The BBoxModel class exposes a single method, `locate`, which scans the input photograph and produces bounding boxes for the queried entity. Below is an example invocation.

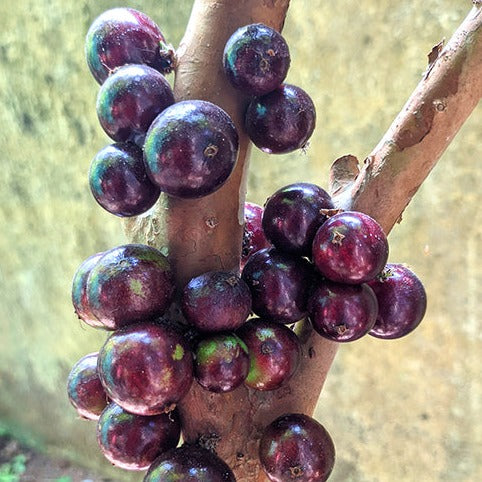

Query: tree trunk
[125,2,482,480]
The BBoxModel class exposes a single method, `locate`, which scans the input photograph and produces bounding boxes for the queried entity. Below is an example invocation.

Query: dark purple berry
[241,202,271,269]
[237,318,301,391]
[97,403,180,471]
[194,333,250,393]
[96,64,174,144]
[245,83,316,154]
[71,252,105,328]
[312,211,389,284]
[242,248,314,324]
[263,183,334,256]
[67,352,108,420]
[308,280,378,342]
[85,8,174,84]
[144,444,235,481]
[86,244,174,330]
[144,100,239,198]
[89,142,160,217]
[181,271,251,332]
[367,263,427,339]
[223,23,290,96]
[259,413,335,482]
[97,321,193,416]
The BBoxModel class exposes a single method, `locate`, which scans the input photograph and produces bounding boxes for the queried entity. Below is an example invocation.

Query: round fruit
[97,321,193,416]
[223,23,290,96]
[71,252,105,328]
[237,318,301,391]
[89,142,160,217]
[144,100,239,198]
[144,444,235,481]
[242,247,313,324]
[85,7,173,84]
[181,271,252,332]
[259,413,335,482]
[97,403,181,471]
[194,333,250,393]
[312,211,389,284]
[96,64,174,144]
[67,352,108,420]
[241,202,271,269]
[245,83,316,154]
[368,263,427,339]
[308,280,378,342]
[87,244,174,330]
[262,183,334,256]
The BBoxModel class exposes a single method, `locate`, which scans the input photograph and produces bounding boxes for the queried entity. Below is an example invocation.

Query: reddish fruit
[241,202,271,269]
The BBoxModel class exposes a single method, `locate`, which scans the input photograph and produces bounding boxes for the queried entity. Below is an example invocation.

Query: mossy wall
[0,1,480,480]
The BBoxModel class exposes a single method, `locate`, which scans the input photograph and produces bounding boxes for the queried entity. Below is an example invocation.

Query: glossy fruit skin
[87,244,174,330]
[96,64,174,144]
[259,413,335,482]
[312,211,389,284]
[245,83,316,154]
[181,271,252,332]
[97,402,180,471]
[71,252,105,328]
[241,202,271,269]
[144,444,235,481]
[97,321,193,416]
[67,352,108,420]
[85,7,173,85]
[242,247,314,324]
[263,183,334,256]
[367,263,427,339]
[237,318,301,391]
[194,333,250,393]
[89,142,160,217]
[308,280,378,342]
[144,100,239,198]
[223,23,290,96]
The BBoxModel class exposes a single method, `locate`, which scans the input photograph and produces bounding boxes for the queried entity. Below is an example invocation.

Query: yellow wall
[0,1,480,480]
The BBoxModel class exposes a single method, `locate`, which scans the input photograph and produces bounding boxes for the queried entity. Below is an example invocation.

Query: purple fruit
[312,211,389,284]
[308,280,378,342]
[259,413,335,482]
[67,352,108,420]
[144,100,239,198]
[181,271,251,332]
[237,318,301,391]
[367,263,427,339]
[96,64,174,144]
[89,142,160,217]
[241,202,271,269]
[97,321,193,416]
[245,83,316,154]
[223,23,290,96]
[86,244,174,330]
[262,183,334,256]
[194,333,250,393]
[242,247,314,324]
[71,252,105,328]
[144,444,235,481]
[97,403,181,471]
[85,7,174,84]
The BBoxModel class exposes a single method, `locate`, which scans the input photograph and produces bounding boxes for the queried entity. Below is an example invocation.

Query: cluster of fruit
[66,7,427,482]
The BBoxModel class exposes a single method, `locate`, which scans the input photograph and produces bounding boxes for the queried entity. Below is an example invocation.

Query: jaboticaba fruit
[97,321,193,416]
[241,202,271,269]
[143,100,239,198]
[86,244,174,330]
[223,23,291,96]
[85,7,174,84]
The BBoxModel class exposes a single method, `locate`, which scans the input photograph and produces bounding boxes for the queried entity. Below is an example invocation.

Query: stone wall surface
[0,1,480,480]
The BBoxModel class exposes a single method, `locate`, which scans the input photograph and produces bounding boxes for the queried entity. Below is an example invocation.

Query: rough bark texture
[124,2,482,481]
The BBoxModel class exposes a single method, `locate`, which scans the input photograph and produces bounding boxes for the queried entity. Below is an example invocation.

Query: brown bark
[124,2,482,481]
